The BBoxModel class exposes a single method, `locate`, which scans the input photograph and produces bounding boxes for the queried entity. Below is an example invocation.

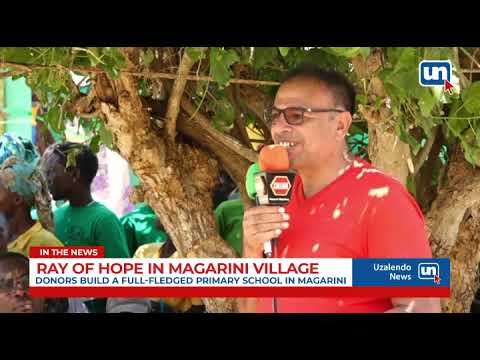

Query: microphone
[245,145,296,256]
[245,145,295,313]
[256,145,295,258]
[256,144,295,207]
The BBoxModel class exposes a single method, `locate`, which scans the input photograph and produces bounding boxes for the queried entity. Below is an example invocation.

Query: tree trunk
[351,50,411,184]
[367,124,411,185]
[426,145,480,312]
[353,51,480,312]
[95,48,242,312]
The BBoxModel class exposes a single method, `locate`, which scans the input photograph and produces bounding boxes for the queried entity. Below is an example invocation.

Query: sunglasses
[264,106,347,127]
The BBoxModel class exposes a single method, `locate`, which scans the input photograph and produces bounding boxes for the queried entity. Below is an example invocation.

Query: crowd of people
[0,130,243,313]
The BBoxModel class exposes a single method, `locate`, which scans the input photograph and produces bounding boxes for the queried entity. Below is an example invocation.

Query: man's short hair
[48,142,99,186]
[282,63,356,114]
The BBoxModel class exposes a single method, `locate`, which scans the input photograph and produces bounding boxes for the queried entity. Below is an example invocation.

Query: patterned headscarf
[0,134,53,232]
[0,133,38,167]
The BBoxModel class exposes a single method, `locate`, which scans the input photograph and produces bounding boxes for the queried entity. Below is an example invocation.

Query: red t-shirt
[255,158,432,313]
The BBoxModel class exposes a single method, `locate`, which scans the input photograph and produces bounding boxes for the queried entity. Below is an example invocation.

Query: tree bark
[95,48,240,312]
[352,50,411,185]
[367,124,411,184]
[426,145,480,312]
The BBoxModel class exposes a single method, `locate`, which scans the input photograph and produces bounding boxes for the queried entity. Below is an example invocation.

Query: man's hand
[242,206,290,258]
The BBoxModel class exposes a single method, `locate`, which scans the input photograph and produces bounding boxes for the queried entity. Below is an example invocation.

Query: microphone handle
[255,195,281,312]
[272,237,278,313]
[265,238,279,313]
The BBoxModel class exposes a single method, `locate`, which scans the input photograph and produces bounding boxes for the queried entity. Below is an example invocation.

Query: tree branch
[460,47,480,69]
[225,86,252,147]
[238,85,273,144]
[0,70,25,78]
[165,51,194,142]
[413,126,439,175]
[176,111,253,210]
[453,47,470,89]
[0,61,281,86]
[180,98,258,163]
[243,105,272,144]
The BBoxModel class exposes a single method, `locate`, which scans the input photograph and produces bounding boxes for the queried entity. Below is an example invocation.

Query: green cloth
[214,199,244,256]
[54,201,130,313]
[120,203,168,257]
[54,201,130,259]
[245,162,261,200]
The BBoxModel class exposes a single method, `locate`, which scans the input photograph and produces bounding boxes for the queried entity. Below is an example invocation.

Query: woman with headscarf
[0,133,55,232]
[0,154,62,257]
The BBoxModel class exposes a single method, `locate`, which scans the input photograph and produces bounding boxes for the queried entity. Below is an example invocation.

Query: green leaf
[326,47,363,58]
[141,49,155,68]
[278,47,290,57]
[461,81,480,114]
[212,96,235,130]
[282,48,350,73]
[66,150,78,169]
[324,47,369,59]
[446,99,472,136]
[396,48,418,70]
[101,48,126,79]
[349,123,368,136]
[406,174,417,199]
[359,47,371,58]
[0,47,36,64]
[423,47,454,61]
[383,68,423,101]
[419,116,435,138]
[418,88,437,117]
[45,106,64,134]
[447,118,469,137]
[186,47,207,62]
[209,48,240,88]
[195,80,210,97]
[89,135,101,154]
[236,47,253,65]
[462,141,480,166]
[99,124,113,149]
[395,118,421,155]
[356,94,368,106]
[50,48,70,66]
[253,47,278,70]
[86,47,103,66]
[386,47,418,71]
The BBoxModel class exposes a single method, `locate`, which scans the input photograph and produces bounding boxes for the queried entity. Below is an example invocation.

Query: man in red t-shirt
[240,64,441,313]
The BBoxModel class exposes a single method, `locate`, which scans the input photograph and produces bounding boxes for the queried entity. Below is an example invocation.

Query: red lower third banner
[29,286,450,298]
[29,246,104,258]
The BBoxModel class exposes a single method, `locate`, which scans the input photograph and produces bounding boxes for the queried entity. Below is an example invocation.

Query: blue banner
[352,259,450,287]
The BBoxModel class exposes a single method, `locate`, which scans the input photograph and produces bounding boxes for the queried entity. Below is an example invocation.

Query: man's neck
[8,211,36,242]
[299,152,352,198]
[68,188,94,207]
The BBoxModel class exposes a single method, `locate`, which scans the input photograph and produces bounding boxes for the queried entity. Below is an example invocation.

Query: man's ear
[336,112,353,140]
